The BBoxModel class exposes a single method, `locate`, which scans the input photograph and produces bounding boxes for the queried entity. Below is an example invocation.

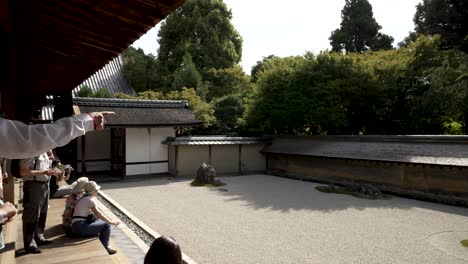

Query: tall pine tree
[329,0,394,53]
[414,0,468,53]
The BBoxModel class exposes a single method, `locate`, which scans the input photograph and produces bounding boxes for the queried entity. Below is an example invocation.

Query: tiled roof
[76,105,201,127]
[162,136,272,145]
[73,97,188,109]
[41,97,190,121]
[73,56,136,96]
[263,136,468,167]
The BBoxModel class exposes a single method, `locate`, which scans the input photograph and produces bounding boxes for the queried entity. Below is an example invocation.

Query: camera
[62,164,73,175]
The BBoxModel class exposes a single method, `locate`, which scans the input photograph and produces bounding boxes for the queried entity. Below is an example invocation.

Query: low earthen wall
[267,153,468,206]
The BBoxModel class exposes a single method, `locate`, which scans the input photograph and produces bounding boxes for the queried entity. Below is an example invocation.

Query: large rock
[195,162,217,184]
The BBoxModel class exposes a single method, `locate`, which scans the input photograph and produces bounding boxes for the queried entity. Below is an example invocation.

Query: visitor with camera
[49,159,74,198]
[19,151,62,254]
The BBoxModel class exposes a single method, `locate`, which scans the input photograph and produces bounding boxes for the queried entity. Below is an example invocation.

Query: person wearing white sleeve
[0,111,114,232]
[0,111,114,159]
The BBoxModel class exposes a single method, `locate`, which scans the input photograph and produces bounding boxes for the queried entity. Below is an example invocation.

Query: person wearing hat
[71,181,120,255]
[62,177,89,230]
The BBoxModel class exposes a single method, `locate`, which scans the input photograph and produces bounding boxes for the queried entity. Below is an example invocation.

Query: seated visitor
[71,181,120,255]
[62,177,88,233]
[49,160,73,198]
[144,236,182,264]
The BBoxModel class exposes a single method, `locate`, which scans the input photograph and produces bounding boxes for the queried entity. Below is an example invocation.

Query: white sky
[132,0,422,74]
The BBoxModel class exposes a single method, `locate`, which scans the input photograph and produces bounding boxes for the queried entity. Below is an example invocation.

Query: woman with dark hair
[144,236,182,264]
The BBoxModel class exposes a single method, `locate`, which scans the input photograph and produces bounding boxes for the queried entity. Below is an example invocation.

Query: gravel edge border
[97,192,197,264]
[97,195,157,247]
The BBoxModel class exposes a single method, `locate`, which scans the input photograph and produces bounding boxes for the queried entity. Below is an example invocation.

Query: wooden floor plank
[0,216,18,264]
[16,198,117,264]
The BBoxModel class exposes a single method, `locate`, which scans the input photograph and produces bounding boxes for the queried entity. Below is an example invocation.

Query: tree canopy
[121,47,160,92]
[329,0,394,53]
[414,0,468,53]
[156,0,243,87]
[243,35,468,135]
[119,0,467,136]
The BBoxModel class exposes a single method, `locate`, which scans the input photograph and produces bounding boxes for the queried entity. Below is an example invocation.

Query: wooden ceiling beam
[16,0,153,39]
[78,0,165,26]
[10,0,186,97]
[25,34,118,61]
[15,15,134,52]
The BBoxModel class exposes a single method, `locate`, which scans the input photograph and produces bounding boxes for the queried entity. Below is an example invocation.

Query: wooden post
[238,144,243,175]
[208,145,212,165]
[0,0,17,204]
[81,136,86,176]
[174,145,179,177]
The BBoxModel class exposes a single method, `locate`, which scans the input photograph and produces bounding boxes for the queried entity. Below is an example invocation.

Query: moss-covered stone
[190,178,226,187]
[315,185,391,200]
[461,240,468,247]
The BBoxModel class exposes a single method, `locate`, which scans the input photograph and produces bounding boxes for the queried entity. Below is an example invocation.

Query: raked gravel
[100,174,468,264]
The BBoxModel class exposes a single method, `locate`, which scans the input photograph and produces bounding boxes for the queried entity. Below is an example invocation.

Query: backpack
[63,195,87,237]
[10,157,39,178]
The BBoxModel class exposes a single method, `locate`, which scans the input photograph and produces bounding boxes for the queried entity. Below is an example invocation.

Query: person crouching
[62,177,89,235]
[71,181,120,255]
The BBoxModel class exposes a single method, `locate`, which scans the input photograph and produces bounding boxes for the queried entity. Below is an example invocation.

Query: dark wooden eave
[10,0,185,96]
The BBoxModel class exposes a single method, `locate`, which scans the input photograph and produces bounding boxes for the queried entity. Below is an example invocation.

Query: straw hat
[84,181,101,194]
[71,177,89,194]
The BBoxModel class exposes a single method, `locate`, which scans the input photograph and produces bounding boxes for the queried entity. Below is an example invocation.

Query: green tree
[114,92,137,99]
[94,88,113,98]
[329,0,394,53]
[212,94,244,130]
[250,55,277,83]
[204,65,250,101]
[243,55,357,135]
[122,47,161,92]
[76,85,94,97]
[423,48,468,133]
[414,0,468,52]
[356,35,468,134]
[172,54,203,91]
[166,88,216,127]
[135,91,164,100]
[398,31,419,48]
[156,0,243,87]
[122,47,149,92]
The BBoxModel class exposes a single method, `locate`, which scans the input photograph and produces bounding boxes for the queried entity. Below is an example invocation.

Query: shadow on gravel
[98,174,468,217]
[208,175,468,217]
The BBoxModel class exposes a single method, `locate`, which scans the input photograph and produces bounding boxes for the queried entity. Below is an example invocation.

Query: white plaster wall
[150,127,173,162]
[125,127,174,176]
[177,146,209,177]
[241,145,266,173]
[212,145,239,174]
[126,128,150,163]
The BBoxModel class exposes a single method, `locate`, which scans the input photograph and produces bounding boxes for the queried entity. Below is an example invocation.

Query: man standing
[20,152,60,254]
[0,111,114,231]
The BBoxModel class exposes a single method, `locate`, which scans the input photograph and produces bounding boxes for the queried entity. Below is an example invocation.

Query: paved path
[101,175,468,264]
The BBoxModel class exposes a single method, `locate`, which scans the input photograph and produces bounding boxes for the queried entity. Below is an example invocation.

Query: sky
[132,0,422,73]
